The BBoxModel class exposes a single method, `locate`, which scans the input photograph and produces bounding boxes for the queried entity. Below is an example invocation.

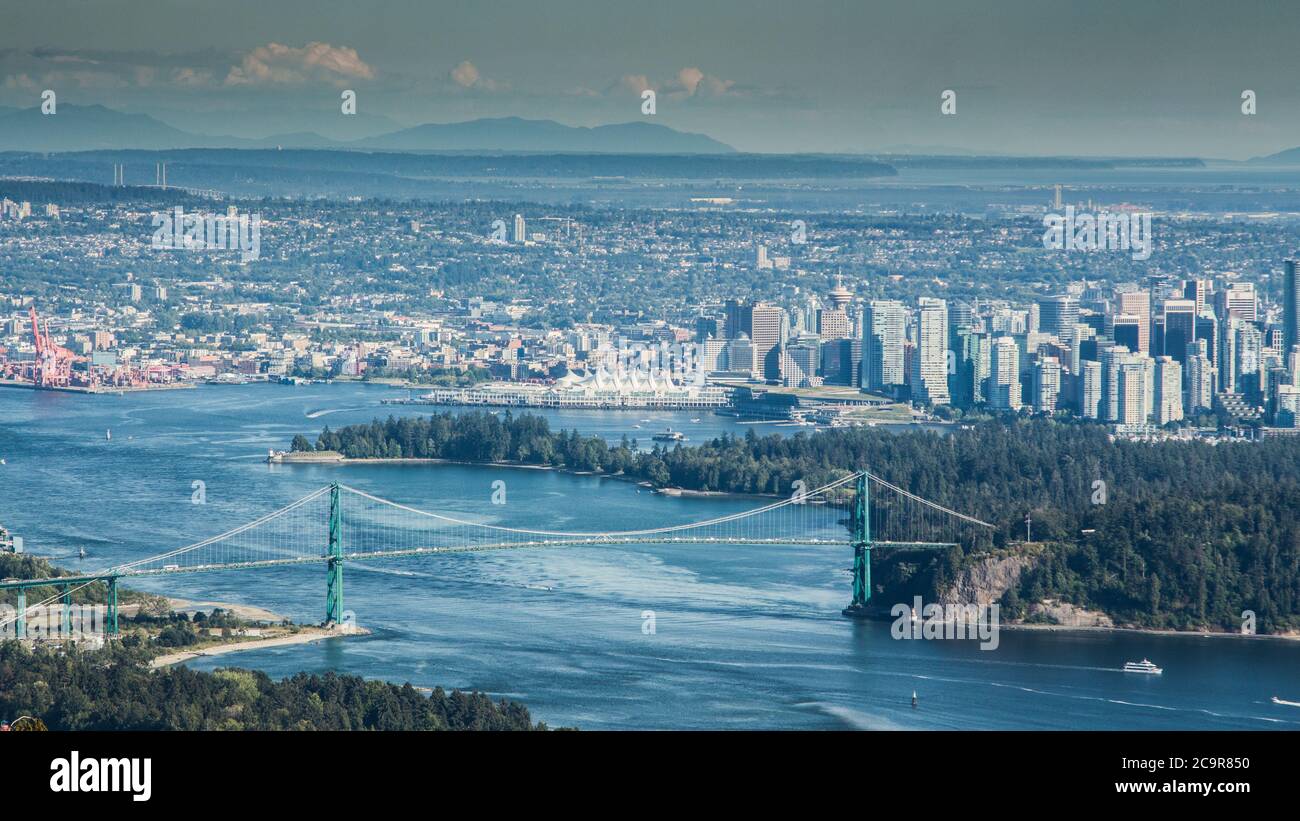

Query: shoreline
[998,621,1300,642]
[150,625,369,668]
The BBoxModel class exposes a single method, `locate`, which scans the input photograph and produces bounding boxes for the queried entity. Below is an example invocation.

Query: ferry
[1122,659,1163,675]
[652,428,688,443]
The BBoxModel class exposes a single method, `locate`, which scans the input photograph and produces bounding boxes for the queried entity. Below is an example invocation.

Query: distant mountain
[352,117,734,154]
[1250,146,1300,164]
[0,104,222,151]
[0,105,734,154]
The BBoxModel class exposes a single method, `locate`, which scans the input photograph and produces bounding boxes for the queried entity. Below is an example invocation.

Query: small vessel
[652,428,687,443]
[911,690,918,708]
[78,547,87,559]
[1122,659,1163,675]
[1271,696,1300,707]
[105,429,111,441]
[690,418,701,423]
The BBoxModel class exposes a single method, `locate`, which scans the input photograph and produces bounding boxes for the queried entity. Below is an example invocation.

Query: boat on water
[105,429,111,441]
[652,428,687,443]
[78,547,86,559]
[1122,659,1163,675]
[1271,696,1300,707]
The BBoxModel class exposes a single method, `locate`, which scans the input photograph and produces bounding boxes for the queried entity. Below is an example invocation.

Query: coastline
[149,625,369,669]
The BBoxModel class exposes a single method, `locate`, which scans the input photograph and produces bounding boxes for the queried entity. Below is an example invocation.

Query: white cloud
[224,42,376,87]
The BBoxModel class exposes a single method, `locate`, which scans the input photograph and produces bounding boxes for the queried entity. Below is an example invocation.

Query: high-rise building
[863,300,906,392]
[911,298,950,406]
[780,340,821,388]
[1116,361,1148,426]
[1162,299,1197,364]
[1183,278,1209,317]
[1186,339,1216,414]
[1154,356,1183,425]
[1216,282,1257,322]
[751,303,786,381]
[1037,295,1079,339]
[1286,260,1300,359]
[512,214,526,243]
[725,334,756,377]
[1032,356,1061,413]
[1111,314,1142,354]
[1114,287,1151,354]
[1080,359,1103,419]
[989,336,1022,409]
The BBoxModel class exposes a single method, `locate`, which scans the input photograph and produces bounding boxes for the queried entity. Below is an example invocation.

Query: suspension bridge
[0,471,995,638]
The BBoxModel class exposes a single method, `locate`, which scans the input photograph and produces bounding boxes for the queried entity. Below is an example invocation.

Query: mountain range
[0,105,735,154]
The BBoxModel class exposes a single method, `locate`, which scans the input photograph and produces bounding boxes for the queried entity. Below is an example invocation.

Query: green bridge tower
[325,482,344,625]
[842,472,872,617]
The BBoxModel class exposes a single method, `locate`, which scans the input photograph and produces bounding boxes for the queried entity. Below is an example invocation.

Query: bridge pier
[325,482,344,625]
[61,584,71,637]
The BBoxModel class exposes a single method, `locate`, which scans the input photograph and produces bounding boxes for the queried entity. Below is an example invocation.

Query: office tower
[1114,288,1151,354]
[1032,356,1061,413]
[1162,299,1197,363]
[1154,356,1183,425]
[1236,321,1263,383]
[725,334,756,377]
[1111,314,1142,354]
[694,315,723,344]
[821,338,862,387]
[1037,295,1079,339]
[950,328,988,408]
[1218,315,1239,393]
[1286,260,1300,359]
[911,298,950,406]
[1277,384,1300,427]
[780,340,820,388]
[948,301,975,331]
[698,338,728,373]
[756,243,771,270]
[863,300,906,391]
[989,336,1022,409]
[1183,279,1209,317]
[1080,359,1103,419]
[750,303,786,381]
[1116,362,1148,426]
[725,299,752,340]
[1101,344,1135,422]
[1195,315,1218,375]
[1186,339,1216,413]
[1216,282,1257,322]
[512,214,526,243]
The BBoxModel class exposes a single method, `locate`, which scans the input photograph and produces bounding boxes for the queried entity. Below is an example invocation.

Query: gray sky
[2,0,1298,157]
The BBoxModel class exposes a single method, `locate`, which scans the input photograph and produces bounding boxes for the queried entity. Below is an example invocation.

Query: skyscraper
[750,303,785,381]
[1080,360,1103,419]
[1162,299,1197,364]
[512,213,526,243]
[863,300,906,392]
[1154,356,1183,425]
[989,336,1022,410]
[1286,260,1300,360]
[911,298,950,406]
[1037,295,1079,339]
[1032,356,1061,413]
[1114,287,1150,354]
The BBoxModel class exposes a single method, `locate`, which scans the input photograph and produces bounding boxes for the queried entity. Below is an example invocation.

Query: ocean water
[0,381,1296,730]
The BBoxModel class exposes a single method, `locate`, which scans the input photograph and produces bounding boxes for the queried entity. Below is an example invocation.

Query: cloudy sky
[2,0,1298,157]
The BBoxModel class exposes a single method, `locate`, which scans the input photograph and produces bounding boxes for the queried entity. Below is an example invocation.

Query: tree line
[0,642,546,731]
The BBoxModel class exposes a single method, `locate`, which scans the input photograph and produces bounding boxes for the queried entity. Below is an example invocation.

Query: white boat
[105,429,111,440]
[1122,659,1163,675]
[1271,696,1300,707]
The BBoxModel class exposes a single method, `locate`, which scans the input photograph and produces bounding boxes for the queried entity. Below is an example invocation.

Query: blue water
[0,382,1297,730]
